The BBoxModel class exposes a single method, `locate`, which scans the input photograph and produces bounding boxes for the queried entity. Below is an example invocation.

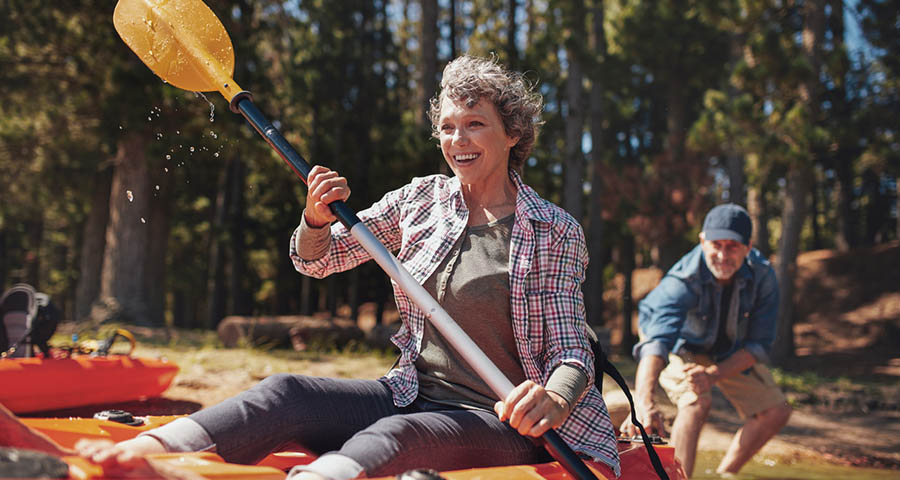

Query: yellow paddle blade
[113,0,243,102]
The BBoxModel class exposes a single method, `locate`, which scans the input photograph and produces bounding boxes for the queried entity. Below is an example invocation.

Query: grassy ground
[38,323,898,473]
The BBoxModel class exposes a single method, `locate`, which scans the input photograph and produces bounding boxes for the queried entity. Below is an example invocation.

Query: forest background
[0,0,897,367]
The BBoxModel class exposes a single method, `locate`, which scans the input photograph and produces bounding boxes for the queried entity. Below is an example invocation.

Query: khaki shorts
[658,352,787,420]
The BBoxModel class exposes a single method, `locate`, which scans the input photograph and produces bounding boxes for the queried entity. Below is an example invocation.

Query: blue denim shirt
[632,244,779,364]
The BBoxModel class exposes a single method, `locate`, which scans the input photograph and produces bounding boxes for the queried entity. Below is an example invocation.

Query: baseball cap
[702,203,752,245]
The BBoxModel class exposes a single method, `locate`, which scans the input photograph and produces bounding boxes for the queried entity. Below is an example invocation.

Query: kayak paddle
[112,1,600,478]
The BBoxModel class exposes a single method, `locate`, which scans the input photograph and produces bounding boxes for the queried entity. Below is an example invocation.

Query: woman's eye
[469,121,484,127]
[441,125,453,133]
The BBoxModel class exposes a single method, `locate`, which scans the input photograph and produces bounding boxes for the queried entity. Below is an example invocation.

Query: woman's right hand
[304,165,351,228]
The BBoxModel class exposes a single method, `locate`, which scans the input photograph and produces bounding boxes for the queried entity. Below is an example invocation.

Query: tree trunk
[205,163,229,329]
[144,166,173,327]
[419,0,438,124]
[833,155,855,251]
[507,0,518,66]
[726,153,745,205]
[75,168,112,322]
[772,0,824,365]
[747,185,771,257]
[92,133,151,325]
[449,0,457,59]
[621,233,637,353]
[771,166,812,364]
[24,217,43,288]
[585,0,607,328]
[0,228,6,286]
[562,0,586,222]
[725,33,746,205]
[228,157,251,315]
[810,173,822,249]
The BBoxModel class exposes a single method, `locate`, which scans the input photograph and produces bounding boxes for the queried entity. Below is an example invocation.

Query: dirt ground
[32,243,899,473]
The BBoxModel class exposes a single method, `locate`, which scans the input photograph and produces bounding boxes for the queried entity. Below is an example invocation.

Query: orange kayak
[21,415,686,479]
[0,355,178,414]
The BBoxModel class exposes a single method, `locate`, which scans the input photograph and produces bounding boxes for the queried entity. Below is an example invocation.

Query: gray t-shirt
[416,214,526,410]
[296,211,587,411]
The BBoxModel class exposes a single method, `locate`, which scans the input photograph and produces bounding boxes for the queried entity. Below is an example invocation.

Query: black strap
[589,337,670,480]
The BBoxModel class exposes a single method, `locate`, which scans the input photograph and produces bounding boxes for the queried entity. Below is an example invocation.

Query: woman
[74,54,619,479]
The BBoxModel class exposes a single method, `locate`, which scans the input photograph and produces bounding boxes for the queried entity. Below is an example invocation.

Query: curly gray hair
[429,55,543,171]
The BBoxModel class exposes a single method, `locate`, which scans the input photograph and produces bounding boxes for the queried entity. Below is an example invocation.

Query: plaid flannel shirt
[289,170,620,475]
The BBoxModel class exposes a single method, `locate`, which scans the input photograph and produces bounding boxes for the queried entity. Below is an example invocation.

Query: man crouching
[620,204,792,477]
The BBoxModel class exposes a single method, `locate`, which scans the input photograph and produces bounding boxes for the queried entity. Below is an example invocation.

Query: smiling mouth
[453,153,479,164]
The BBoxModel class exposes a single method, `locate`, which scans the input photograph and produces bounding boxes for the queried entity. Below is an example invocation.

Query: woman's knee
[253,373,313,397]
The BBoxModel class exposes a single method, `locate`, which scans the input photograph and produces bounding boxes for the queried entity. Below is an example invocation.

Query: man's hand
[683,363,720,395]
[619,402,667,438]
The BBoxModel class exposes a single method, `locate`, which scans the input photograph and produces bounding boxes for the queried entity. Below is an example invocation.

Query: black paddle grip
[233,94,361,229]
[541,430,599,480]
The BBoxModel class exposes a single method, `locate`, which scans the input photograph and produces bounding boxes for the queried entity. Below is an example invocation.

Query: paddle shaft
[231,94,599,480]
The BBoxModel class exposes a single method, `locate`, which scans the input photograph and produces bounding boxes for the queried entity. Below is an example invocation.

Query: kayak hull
[0,356,178,414]
[22,415,686,479]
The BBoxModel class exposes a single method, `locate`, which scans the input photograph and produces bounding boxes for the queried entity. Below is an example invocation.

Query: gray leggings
[189,374,550,476]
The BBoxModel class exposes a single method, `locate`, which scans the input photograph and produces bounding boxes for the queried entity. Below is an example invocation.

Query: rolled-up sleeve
[289,184,406,279]
[540,221,595,385]
[743,267,779,364]
[632,275,698,362]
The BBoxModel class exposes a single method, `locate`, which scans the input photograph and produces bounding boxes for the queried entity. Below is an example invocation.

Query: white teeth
[455,153,478,161]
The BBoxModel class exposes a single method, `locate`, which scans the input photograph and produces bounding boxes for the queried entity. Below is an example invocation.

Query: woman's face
[438,96,519,189]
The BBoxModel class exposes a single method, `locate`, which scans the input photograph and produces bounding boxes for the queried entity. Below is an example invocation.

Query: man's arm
[621,354,668,437]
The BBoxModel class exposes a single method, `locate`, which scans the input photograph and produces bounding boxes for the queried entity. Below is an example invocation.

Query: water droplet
[210,131,218,139]
[119,125,123,130]
[190,146,195,152]
[126,190,134,202]
[141,217,146,223]
[176,130,181,135]
[147,116,152,121]
[155,185,160,191]
[213,152,219,157]
[166,154,171,160]
[164,167,169,172]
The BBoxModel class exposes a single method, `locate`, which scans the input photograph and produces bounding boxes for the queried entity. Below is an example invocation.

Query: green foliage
[0,0,896,330]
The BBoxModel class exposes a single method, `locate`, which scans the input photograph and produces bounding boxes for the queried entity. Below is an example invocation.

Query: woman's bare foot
[0,403,72,456]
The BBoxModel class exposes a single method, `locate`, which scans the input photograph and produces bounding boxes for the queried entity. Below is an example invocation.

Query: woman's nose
[453,129,468,145]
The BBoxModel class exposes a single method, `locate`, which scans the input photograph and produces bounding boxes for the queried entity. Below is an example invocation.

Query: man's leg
[717,402,791,473]
[670,394,712,478]
[715,362,792,474]
[658,353,714,477]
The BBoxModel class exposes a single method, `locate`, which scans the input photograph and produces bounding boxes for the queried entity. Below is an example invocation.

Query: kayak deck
[21,415,685,479]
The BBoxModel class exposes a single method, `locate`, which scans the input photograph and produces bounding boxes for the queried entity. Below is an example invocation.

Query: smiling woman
[68,54,620,480]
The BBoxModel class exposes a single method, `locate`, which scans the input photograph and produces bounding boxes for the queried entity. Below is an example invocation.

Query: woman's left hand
[494,380,570,437]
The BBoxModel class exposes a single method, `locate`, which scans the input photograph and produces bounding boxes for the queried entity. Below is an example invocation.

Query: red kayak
[0,355,178,414]
[20,414,686,479]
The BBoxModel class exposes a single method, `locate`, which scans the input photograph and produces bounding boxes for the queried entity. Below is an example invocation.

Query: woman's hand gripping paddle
[112,2,600,478]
